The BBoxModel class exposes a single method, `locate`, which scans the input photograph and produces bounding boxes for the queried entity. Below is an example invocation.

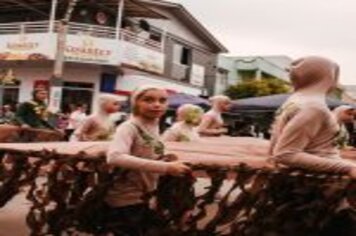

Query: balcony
[0,21,163,49]
[0,21,165,73]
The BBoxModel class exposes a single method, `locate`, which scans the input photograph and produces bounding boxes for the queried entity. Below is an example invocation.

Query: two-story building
[0,0,227,113]
[215,55,292,95]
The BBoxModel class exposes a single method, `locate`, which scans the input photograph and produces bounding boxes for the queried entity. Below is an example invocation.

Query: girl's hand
[161,153,179,162]
[166,162,191,176]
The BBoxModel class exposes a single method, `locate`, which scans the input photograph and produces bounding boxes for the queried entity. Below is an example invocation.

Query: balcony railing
[0,21,163,52]
[120,28,162,52]
[0,21,51,34]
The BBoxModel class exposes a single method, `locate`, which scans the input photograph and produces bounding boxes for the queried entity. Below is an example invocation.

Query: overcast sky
[170,0,356,85]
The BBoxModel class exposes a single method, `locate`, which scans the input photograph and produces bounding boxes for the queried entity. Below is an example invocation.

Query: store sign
[120,41,165,74]
[65,35,119,65]
[190,64,205,87]
[0,33,55,61]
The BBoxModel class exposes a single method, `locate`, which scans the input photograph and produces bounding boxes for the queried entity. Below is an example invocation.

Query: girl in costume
[15,88,53,129]
[106,85,191,235]
[197,95,231,136]
[162,104,203,142]
[269,56,356,177]
[71,94,120,141]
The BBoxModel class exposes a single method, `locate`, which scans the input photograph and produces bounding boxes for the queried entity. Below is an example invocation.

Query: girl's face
[104,100,121,114]
[219,100,231,112]
[135,89,168,120]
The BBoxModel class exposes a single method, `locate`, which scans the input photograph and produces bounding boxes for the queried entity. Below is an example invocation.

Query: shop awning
[229,93,355,113]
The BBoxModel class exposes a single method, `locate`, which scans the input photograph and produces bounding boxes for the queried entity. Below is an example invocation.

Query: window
[173,43,191,65]
[61,82,94,113]
[0,78,20,107]
[100,73,116,93]
[1,85,20,107]
[238,70,257,80]
[149,31,162,42]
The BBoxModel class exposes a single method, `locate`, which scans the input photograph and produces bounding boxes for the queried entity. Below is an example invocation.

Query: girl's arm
[273,107,356,174]
[72,117,94,141]
[197,115,225,136]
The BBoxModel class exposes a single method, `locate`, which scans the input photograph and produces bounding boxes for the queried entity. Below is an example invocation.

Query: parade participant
[15,88,54,129]
[197,95,231,136]
[333,105,355,148]
[65,104,87,140]
[2,104,15,124]
[106,85,191,235]
[162,104,203,142]
[71,94,120,141]
[270,56,356,178]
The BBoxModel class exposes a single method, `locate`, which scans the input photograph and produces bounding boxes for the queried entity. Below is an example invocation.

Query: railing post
[49,0,58,33]
[116,0,125,40]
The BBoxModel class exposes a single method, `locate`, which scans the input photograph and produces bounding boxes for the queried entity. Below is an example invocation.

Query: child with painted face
[71,94,120,141]
[269,56,356,178]
[162,104,204,142]
[106,85,191,234]
[197,95,231,136]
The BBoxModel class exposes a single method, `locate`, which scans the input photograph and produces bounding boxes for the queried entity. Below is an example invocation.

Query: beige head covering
[289,56,339,94]
[97,93,121,116]
[176,104,204,124]
[131,85,167,115]
[209,95,231,112]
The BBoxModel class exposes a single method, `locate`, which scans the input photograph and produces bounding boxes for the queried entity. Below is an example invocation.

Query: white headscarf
[287,56,340,105]
[209,95,231,112]
[131,85,167,115]
[176,104,204,124]
[97,93,121,116]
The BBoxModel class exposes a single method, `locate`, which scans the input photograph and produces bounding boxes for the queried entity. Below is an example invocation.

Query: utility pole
[49,0,79,113]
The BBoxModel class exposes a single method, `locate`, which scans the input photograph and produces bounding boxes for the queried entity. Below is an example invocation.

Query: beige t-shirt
[270,101,355,174]
[71,115,115,142]
[197,110,225,136]
[106,117,168,207]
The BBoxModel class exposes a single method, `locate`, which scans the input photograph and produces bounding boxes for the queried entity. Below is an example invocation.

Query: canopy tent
[168,93,210,110]
[229,93,355,113]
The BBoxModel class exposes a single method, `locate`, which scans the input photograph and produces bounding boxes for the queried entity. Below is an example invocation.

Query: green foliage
[224,78,291,99]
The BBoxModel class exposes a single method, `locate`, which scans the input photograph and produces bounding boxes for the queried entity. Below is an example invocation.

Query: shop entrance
[61,82,94,114]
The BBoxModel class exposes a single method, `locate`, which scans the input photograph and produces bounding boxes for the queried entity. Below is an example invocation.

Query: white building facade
[0,0,227,113]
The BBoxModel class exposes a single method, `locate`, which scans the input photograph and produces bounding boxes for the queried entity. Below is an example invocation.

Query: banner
[65,34,119,65]
[0,33,55,61]
[120,41,165,74]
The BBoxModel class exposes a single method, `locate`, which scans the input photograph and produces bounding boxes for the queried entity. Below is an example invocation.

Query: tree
[224,78,291,99]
